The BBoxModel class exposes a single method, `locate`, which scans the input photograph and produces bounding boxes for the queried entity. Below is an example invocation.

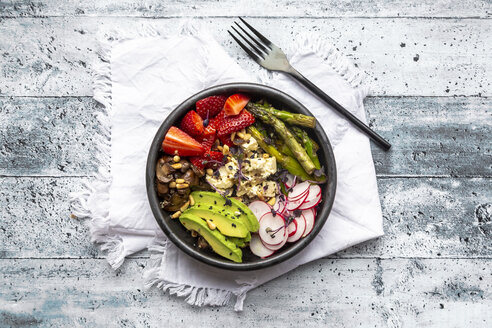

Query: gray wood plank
[1,177,490,259]
[0,258,490,327]
[0,18,490,97]
[1,96,490,177]
[0,0,490,18]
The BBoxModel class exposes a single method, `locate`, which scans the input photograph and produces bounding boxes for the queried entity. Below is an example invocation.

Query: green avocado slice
[229,232,251,248]
[191,191,260,232]
[183,205,249,238]
[179,213,242,263]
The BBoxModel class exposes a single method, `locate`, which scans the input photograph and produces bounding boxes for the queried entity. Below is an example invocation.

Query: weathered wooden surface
[0,258,490,327]
[0,18,490,97]
[0,0,490,18]
[1,96,490,177]
[0,1,491,326]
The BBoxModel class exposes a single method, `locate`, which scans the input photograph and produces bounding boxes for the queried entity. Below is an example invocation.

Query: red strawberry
[189,156,205,171]
[218,134,234,148]
[203,151,224,168]
[196,95,227,119]
[180,111,204,137]
[217,109,255,137]
[190,151,223,171]
[224,93,250,116]
[203,110,226,136]
[162,126,205,157]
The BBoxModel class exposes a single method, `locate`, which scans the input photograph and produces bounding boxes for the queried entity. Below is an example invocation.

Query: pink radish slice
[286,191,309,211]
[301,208,315,237]
[284,174,296,189]
[287,181,310,200]
[248,200,271,222]
[250,234,274,258]
[298,188,322,210]
[287,216,306,243]
[259,213,286,245]
[262,230,288,251]
[287,219,297,237]
[273,198,286,213]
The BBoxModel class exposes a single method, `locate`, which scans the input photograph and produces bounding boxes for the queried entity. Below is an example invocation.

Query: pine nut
[262,153,269,158]
[173,155,180,162]
[189,194,195,206]
[206,220,216,230]
[169,181,176,188]
[180,201,190,212]
[171,163,182,169]
[231,132,236,141]
[171,211,181,219]
[222,144,229,155]
[176,183,189,189]
[237,132,245,139]
[243,133,251,141]
[217,145,223,151]
[176,178,185,184]
[267,197,276,206]
[206,168,213,176]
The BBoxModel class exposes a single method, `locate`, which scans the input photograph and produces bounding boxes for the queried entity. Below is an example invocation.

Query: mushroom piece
[182,169,199,186]
[156,156,173,183]
[156,182,169,197]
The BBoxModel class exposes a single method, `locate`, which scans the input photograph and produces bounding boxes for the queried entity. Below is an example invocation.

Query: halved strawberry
[190,151,223,171]
[203,110,226,136]
[218,134,234,148]
[197,131,216,150]
[224,93,250,116]
[189,156,205,171]
[196,95,227,119]
[217,109,255,137]
[180,110,204,137]
[162,126,205,157]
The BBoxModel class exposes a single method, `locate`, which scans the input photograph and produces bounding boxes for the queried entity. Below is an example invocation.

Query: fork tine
[228,30,262,63]
[231,26,265,60]
[238,17,274,48]
[234,22,269,54]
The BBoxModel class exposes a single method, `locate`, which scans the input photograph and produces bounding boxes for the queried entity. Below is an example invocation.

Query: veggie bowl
[146,83,336,271]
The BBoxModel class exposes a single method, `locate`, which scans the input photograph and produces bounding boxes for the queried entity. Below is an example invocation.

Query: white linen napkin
[71,22,383,311]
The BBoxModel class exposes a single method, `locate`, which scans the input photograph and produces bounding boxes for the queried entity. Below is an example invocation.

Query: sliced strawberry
[189,156,205,171]
[204,110,226,135]
[196,95,227,119]
[218,134,234,148]
[224,93,250,116]
[190,151,223,171]
[217,109,255,137]
[162,126,205,157]
[203,151,224,168]
[180,110,204,137]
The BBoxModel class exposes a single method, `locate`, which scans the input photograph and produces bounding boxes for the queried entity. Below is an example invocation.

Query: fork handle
[287,68,391,151]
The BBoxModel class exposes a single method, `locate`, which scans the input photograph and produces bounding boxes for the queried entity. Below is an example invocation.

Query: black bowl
[146,83,336,271]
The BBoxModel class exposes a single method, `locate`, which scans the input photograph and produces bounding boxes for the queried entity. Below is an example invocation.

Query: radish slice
[287,219,297,237]
[250,234,274,258]
[286,191,309,211]
[287,216,306,243]
[288,181,310,200]
[259,213,286,245]
[298,186,322,210]
[248,201,271,222]
[301,208,315,237]
[273,197,286,213]
[262,230,288,251]
[284,174,296,189]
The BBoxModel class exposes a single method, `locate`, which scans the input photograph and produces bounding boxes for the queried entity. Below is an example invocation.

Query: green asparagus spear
[291,126,321,170]
[248,126,312,181]
[247,104,317,175]
[248,103,316,129]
